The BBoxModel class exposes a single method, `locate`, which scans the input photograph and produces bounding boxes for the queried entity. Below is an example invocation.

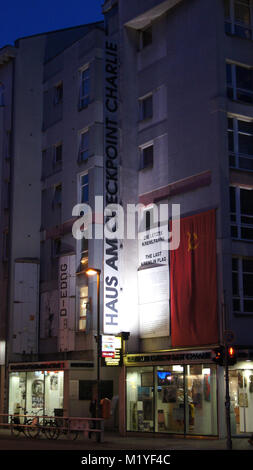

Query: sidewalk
[0,427,253,451]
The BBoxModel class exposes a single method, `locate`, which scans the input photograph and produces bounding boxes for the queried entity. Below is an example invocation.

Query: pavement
[0,427,253,451]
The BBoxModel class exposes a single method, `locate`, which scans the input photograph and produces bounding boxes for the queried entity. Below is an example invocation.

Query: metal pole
[224,345,232,450]
[96,271,101,419]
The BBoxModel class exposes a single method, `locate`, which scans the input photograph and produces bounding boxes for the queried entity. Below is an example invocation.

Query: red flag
[170,209,218,347]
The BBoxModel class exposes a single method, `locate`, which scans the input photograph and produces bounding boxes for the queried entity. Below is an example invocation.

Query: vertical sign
[103,39,120,335]
[58,255,75,351]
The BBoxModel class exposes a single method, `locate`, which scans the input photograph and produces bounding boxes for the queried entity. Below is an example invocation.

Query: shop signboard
[103,38,121,336]
[102,335,122,366]
[58,255,76,352]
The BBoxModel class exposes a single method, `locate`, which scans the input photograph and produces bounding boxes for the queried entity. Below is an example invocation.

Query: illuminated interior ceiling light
[86,268,99,276]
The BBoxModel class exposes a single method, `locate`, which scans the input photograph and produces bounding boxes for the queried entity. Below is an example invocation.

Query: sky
[0,0,104,49]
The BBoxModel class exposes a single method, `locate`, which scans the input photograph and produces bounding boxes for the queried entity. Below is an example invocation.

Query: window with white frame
[232,257,253,313]
[79,129,89,162]
[79,66,90,109]
[139,94,153,121]
[78,285,89,331]
[224,0,253,39]
[226,62,253,104]
[80,173,89,204]
[230,186,253,240]
[139,142,154,170]
[227,116,253,170]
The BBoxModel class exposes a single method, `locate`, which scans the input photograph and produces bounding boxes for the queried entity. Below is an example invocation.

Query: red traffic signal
[212,347,224,365]
[227,346,237,365]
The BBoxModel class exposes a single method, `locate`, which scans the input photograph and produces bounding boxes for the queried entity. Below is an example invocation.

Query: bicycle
[44,410,78,440]
[10,408,38,439]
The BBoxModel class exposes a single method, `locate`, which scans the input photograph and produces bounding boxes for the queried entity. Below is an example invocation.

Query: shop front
[228,360,253,436]
[125,351,218,437]
[8,362,66,418]
[8,360,120,426]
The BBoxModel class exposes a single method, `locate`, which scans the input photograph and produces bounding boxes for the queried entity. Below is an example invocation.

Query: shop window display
[126,367,154,432]
[9,370,64,417]
[229,368,253,435]
[126,364,218,436]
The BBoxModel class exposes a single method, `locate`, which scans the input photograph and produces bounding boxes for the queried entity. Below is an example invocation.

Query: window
[230,186,253,240]
[139,94,153,121]
[228,116,253,170]
[140,26,152,49]
[79,67,90,109]
[139,143,154,170]
[232,257,253,313]
[54,82,63,105]
[53,183,62,206]
[80,173,89,204]
[78,286,89,331]
[54,143,62,165]
[79,130,89,162]
[224,0,253,39]
[226,62,253,104]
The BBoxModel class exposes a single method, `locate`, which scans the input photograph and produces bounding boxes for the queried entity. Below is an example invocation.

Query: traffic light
[227,346,237,366]
[212,347,224,365]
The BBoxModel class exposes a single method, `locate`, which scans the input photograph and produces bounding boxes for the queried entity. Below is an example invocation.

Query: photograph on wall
[50,375,58,391]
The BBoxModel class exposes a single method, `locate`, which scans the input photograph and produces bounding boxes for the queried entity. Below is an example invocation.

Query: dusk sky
[0,0,104,49]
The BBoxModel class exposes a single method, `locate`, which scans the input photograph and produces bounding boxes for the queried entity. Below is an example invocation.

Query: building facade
[102,0,253,438]
[0,0,253,440]
[1,23,120,428]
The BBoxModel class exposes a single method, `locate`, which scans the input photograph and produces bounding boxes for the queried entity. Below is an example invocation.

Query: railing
[0,413,104,442]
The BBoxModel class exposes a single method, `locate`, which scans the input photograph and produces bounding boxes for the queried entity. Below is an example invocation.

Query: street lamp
[85,268,101,418]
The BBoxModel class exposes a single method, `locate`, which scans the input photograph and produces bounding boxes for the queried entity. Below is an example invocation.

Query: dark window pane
[240,188,253,215]
[231,226,238,238]
[223,0,230,17]
[232,272,239,295]
[226,63,232,86]
[238,120,253,134]
[239,155,253,170]
[243,259,253,272]
[234,3,250,25]
[230,186,236,212]
[143,145,153,168]
[233,298,241,311]
[229,153,236,166]
[241,227,253,239]
[142,26,152,48]
[244,299,253,312]
[243,273,253,295]
[232,258,238,271]
[238,133,253,154]
[236,66,253,92]
[228,130,234,152]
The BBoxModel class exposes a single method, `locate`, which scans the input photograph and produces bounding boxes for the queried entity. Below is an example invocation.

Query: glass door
[155,366,184,433]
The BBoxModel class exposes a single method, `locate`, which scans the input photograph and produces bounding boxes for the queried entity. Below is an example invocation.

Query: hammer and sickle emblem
[187,232,199,251]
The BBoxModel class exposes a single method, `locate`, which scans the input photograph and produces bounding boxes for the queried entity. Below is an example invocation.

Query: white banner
[58,255,76,352]
[103,38,121,335]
